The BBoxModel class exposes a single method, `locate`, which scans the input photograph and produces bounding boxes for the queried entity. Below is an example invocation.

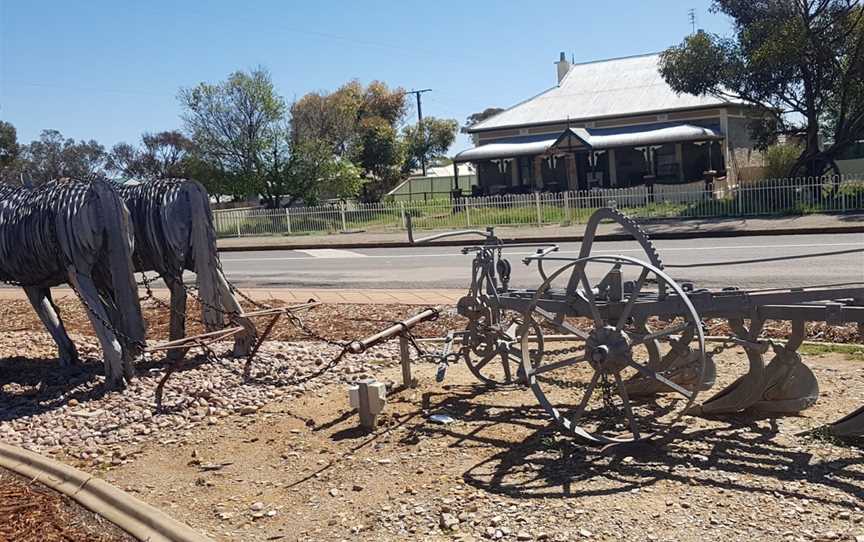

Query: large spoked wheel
[519,254,705,444]
[462,303,544,387]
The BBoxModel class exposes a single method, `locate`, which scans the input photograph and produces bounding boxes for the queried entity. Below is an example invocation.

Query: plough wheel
[462,304,544,386]
[520,254,705,444]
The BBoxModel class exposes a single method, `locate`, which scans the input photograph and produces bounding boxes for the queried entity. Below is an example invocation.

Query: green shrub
[763,143,803,179]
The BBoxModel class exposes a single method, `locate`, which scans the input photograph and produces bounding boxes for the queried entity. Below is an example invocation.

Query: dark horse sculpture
[116,179,256,358]
[0,180,146,388]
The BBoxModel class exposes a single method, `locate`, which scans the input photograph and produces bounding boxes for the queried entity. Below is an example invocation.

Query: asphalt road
[218,232,864,290]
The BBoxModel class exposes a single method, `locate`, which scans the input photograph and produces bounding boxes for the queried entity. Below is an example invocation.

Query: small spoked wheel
[462,307,544,387]
[519,254,705,444]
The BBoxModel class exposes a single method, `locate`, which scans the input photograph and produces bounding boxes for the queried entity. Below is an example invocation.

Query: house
[837,139,864,175]
[386,163,477,201]
[454,52,763,195]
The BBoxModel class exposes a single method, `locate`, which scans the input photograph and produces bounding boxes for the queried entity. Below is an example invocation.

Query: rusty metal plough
[408,207,864,445]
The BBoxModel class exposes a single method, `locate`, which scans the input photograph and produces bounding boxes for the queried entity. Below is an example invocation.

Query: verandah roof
[454,124,723,163]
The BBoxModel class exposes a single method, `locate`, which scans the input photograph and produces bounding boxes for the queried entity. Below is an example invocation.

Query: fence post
[235,214,241,238]
[736,183,742,217]
[285,207,292,234]
[842,182,847,213]
[399,201,407,230]
[535,192,542,227]
[340,200,348,232]
[465,200,472,227]
[563,192,571,224]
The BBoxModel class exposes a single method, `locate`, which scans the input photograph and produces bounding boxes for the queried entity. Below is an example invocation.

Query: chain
[66,279,148,352]
[709,340,736,358]
[540,344,582,358]
[600,372,620,415]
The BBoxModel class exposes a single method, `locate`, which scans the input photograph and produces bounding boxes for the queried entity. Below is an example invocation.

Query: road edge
[217,224,864,252]
[0,442,214,542]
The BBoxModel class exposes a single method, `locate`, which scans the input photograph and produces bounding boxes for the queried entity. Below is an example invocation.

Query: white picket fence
[212,175,864,238]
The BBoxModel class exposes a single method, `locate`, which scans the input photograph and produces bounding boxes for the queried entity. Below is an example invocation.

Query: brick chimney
[555,51,571,84]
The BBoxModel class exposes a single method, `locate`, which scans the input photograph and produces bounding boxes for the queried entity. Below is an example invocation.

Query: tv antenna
[688,8,697,34]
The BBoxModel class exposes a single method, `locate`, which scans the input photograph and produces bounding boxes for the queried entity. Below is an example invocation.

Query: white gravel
[0,338,401,465]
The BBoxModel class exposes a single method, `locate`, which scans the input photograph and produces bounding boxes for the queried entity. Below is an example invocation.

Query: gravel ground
[1,301,863,541]
[0,331,401,464]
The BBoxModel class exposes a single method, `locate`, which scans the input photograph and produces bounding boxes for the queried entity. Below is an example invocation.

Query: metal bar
[348,308,439,354]
[411,230,490,244]
[240,301,321,318]
[146,326,245,353]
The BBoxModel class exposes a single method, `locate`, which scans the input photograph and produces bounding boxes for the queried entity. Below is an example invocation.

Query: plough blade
[626,349,715,396]
[689,343,766,415]
[750,352,819,413]
[829,405,864,437]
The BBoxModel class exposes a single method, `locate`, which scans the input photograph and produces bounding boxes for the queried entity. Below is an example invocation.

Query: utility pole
[405,88,432,175]
[688,8,697,34]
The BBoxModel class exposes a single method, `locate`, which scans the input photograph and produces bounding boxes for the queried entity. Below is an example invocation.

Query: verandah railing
[212,174,864,238]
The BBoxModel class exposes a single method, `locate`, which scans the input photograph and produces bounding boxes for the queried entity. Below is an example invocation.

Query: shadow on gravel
[0,353,219,422]
[400,385,864,509]
[459,415,864,509]
[0,356,109,422]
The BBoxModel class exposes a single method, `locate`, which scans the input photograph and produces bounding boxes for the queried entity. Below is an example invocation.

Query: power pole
[405,88,432,175]
[688,8,696,34]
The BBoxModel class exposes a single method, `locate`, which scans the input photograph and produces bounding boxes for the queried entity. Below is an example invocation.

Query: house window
[519,157,533,186]
[653,143,679,181]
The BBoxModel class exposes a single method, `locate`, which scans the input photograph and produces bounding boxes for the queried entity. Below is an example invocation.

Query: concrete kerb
[217,225,864,252]
[0,442,214,542]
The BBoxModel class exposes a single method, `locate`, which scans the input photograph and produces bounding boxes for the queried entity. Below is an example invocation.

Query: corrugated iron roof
[454,124,722,162]
[469,53,734,132]
[408,164,475,178]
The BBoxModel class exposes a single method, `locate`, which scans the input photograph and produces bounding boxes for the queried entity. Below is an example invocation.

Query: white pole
[340,200,348,232]
[535,192,542,227]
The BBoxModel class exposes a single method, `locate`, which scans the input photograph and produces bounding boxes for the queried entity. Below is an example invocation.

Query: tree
[178,68,286,199]
[0,121,18,170]
[465,107,505,130]
[464,107,505,129]
[291,80,409,200]
[402,117,458,173]
[274,138,363,206]
[107,130,195,180]
[183,152,234,203]
[14,129,107,184]
[659,1,864,176]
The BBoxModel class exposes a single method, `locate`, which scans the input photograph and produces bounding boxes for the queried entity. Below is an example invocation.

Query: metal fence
[212,174,864,238]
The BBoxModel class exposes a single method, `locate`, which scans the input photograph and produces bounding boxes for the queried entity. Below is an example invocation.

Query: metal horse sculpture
[116,179,256,358]
[0,180,146,388]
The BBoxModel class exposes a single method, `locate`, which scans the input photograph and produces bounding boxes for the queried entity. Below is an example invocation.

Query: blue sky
[0,0,733,153]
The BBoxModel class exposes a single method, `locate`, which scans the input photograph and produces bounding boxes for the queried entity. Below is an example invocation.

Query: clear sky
[0,0,733,153]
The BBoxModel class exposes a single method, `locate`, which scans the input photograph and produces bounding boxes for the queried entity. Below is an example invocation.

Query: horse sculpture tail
[90,179,147,352]
[187,180,223,331]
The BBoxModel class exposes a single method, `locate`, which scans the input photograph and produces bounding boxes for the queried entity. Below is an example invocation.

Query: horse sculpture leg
[24,287,79,366]
[164,275,189,362]
[68,271,127,388]
[215,270,256,357]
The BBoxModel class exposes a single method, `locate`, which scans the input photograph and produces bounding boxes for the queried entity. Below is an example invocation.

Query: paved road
[218,232,864,290]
